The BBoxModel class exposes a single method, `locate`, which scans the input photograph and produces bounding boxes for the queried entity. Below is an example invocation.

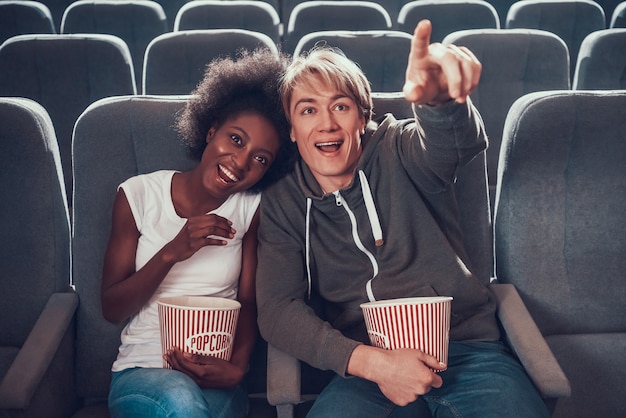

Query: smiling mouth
[218,164,240,184]
[316,141,343,152]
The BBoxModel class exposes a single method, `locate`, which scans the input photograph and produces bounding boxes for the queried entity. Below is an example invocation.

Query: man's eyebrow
[293,94,350,109]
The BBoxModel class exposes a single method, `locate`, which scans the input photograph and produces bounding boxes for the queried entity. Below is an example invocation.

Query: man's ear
[290,126,296,143]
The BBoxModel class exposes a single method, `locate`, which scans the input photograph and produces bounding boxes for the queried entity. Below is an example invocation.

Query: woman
[101,48,293,417]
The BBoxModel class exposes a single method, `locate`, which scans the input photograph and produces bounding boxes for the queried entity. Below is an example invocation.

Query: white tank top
[112,170,261,371]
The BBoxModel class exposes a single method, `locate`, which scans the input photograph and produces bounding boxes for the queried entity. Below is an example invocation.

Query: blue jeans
[307,341,550,418]
[108,367,248,418]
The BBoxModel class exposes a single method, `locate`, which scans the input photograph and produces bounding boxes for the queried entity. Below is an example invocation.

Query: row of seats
[12,0,626,33]
[2,25,624,211]
[4,0,626,47]
[2,89,624,417]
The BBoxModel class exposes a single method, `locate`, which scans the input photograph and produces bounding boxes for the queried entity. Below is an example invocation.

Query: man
[256,20,549,417]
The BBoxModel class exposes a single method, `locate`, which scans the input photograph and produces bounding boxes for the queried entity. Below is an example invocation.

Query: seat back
[71,94,275,415]
[443,29,571,209]
[142,29,278,94]
[0,34,136,206]
[0,97,73,418]
[611,1,626,27]
[494,90,626,417]
[505,0,606,80]
[174,0,281,43]
[293,30,412,93]
[573,29,626,89]
[0,96,71,349]
[398,0,500,42]
[71,95,196,410]
[284,1,392,53]
[0,1,55,44]
[60,0,168,93]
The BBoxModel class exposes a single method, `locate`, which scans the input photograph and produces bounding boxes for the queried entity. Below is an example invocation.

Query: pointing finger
[410,19,433,60]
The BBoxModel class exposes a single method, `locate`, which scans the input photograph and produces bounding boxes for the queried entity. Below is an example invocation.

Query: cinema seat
[0,1,55,44]
[60,0,168,93]
[505,0,606,80]
[494,89,626,418]
[142,29,278,95]
[397,0,500,42]
[174,0,281,43]
[293,30,412,92]
[0,97,76,418]
[0,34,136,206]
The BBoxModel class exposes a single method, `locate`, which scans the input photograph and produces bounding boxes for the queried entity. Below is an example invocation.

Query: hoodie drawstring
[359,170,384,247]
[304,171,384,302]
[305,197,313,299]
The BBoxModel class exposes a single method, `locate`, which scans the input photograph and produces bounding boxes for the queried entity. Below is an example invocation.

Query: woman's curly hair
[176,47,296,192]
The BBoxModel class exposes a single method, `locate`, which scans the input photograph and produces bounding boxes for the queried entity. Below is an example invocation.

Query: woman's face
[201,110,281,198]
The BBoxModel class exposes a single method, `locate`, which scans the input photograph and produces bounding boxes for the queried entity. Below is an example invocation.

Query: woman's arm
[165,210,261,389]
[101,188,235,324]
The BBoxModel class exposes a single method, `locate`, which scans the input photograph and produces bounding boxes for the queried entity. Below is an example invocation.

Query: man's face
[288,75,366,193]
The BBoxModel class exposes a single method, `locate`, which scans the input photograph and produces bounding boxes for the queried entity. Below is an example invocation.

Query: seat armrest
[489,283,571,399]
[0,291,79,409]
[267,343,301,407]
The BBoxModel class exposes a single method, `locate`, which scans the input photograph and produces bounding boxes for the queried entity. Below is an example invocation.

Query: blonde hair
[280,46,373,123]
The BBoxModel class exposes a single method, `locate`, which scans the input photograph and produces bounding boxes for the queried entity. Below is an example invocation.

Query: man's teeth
[316,141,342,151]
[316,141,341,147]
[219,165,239,182]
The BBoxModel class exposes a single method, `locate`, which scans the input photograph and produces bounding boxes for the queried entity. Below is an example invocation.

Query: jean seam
[110,393,168,418]
[423,395,463,418]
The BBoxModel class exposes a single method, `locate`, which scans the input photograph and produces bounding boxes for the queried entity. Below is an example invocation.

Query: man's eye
[335,104,347,111]
[302,107,314,115]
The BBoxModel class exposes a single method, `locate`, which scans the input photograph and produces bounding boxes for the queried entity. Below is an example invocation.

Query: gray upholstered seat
[397,0,500,42]
[0,97,77,418]
[293,30,412,93]
[0,1,55,44]
[174,0,281,44]
[265,93,570,417]
[442,28,571,211]
[505,0,607,80]
[494,90,626,418]
[0,34,136,205]
[284,1,392,53]
[70,94,277,417]
[142,29,278,95]
[60,0,168,93]
[611,1,626,27]
[573,28,626,90]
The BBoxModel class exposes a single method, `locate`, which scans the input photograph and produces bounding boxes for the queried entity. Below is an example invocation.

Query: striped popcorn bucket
[361,296,452,370]
[157,296,241,368]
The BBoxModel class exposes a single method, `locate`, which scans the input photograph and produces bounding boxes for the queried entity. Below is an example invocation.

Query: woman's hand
[403,19,482,105]
[165,348,246,389]
[162,213,236,264]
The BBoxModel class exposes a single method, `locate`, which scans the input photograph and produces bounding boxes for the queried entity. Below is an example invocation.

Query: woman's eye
[230,134,243,145]
[255,155,268,165]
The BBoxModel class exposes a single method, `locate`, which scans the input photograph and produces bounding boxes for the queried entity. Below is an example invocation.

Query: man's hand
[347,345,446,406]
[403,19,482,105]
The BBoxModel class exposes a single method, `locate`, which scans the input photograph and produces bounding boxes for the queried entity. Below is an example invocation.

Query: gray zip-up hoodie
[256,100,500,376]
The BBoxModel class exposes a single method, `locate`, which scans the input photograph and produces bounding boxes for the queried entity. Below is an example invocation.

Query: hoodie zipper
[333,191,378,302]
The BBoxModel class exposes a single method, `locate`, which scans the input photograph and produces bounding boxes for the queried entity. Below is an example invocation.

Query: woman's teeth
[219,165,239,183]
